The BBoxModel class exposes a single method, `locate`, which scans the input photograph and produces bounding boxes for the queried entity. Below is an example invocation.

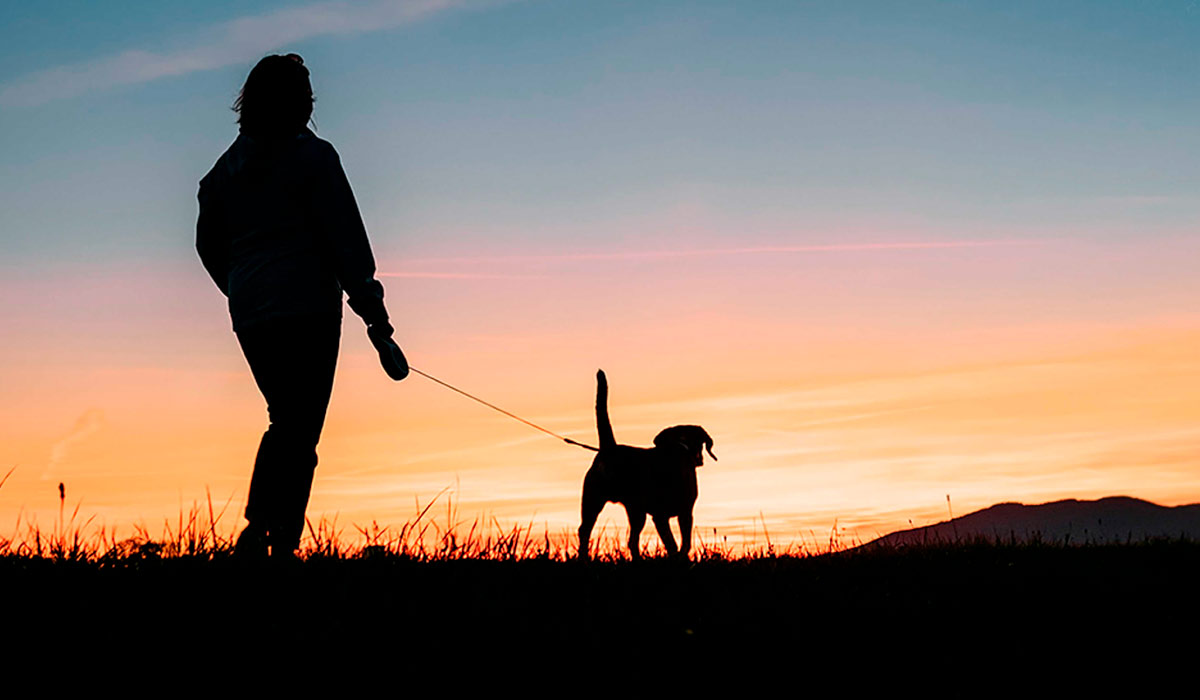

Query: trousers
[236,313,341,552]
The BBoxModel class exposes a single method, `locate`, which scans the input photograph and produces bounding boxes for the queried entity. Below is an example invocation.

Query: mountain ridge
[861,495,1200,548]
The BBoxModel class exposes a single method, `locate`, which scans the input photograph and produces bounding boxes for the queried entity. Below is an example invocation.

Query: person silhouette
[196,54,408,559]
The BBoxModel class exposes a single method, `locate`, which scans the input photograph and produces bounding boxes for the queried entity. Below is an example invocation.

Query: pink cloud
[401,239,1054,266]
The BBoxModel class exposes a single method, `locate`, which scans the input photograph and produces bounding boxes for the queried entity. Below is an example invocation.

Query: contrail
[399,239,1053,266]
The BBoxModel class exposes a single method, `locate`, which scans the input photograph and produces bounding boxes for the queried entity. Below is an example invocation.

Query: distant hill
[862,496,1200,548]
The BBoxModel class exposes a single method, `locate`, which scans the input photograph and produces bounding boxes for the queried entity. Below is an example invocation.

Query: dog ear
[686,426,716,465]
[654,426,715,466]
[653,427,682,450]
[698,427,717,463]
[653,427,689,458]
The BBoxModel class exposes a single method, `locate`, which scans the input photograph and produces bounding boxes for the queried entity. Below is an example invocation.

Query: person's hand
[367,321,408,381]
[367,320,394,343]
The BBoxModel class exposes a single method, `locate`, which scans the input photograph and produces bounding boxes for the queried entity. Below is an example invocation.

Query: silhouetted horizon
[862,495,1200,548]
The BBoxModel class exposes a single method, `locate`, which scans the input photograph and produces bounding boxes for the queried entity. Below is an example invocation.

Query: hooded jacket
[196,129,388,333]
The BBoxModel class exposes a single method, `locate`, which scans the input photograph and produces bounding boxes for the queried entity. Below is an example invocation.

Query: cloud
[42,408,106,480]
[377,271,545,279]
[0,0,481,107]
[399,239,1054,266]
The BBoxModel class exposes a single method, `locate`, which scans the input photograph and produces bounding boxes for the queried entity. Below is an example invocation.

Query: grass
[0,482,833,564]
[3,480,1199,663]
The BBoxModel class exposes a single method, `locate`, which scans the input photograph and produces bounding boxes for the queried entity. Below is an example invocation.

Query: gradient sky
[2,0,1198,550]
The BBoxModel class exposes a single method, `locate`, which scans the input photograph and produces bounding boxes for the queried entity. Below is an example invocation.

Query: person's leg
[236,314,341,557]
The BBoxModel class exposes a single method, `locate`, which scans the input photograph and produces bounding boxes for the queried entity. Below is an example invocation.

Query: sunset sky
[2,0,1198,550]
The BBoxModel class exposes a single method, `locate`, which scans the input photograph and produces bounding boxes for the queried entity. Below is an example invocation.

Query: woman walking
[196,54,407,558]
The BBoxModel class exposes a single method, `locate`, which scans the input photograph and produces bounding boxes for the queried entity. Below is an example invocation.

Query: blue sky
[2,0,1199,267]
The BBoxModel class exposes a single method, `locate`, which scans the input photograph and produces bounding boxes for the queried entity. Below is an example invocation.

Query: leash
[409,367,599,452]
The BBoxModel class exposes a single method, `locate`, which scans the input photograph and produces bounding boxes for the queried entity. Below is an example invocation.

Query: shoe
[234,523,269,560]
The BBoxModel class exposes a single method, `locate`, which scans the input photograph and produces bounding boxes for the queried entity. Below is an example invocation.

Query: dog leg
[652,515,678,557]
[678,511,693,558]
[578,491,604,560]
[626,508,646,560]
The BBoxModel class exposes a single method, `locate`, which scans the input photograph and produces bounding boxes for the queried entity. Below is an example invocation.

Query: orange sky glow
[3,232,1198,552]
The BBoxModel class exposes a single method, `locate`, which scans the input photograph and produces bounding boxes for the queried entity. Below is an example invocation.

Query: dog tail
[595,369,616,451]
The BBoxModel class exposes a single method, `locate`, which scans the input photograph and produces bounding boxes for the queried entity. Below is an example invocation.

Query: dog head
[653,425,717,467]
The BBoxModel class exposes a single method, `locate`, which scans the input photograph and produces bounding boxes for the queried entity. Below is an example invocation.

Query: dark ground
[5,541,1199,665]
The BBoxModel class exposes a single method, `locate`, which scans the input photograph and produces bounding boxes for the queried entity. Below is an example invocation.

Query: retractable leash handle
[368,325,409,381]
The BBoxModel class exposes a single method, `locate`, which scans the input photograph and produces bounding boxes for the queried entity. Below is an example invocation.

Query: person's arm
[313,143,389,327]
[195,175,230,297]
[313,142,407,380]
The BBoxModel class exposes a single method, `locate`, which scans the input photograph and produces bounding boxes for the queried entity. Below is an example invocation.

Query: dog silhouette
[578,370,716,559]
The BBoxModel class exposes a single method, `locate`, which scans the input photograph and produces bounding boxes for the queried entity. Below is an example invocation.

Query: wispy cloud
[377,271,545,279]
[0,0,481,107]
[403,239,1054,265]
[41,409,106,480]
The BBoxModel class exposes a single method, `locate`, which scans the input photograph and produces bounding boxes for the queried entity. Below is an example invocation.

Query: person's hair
[233,54,314,137]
